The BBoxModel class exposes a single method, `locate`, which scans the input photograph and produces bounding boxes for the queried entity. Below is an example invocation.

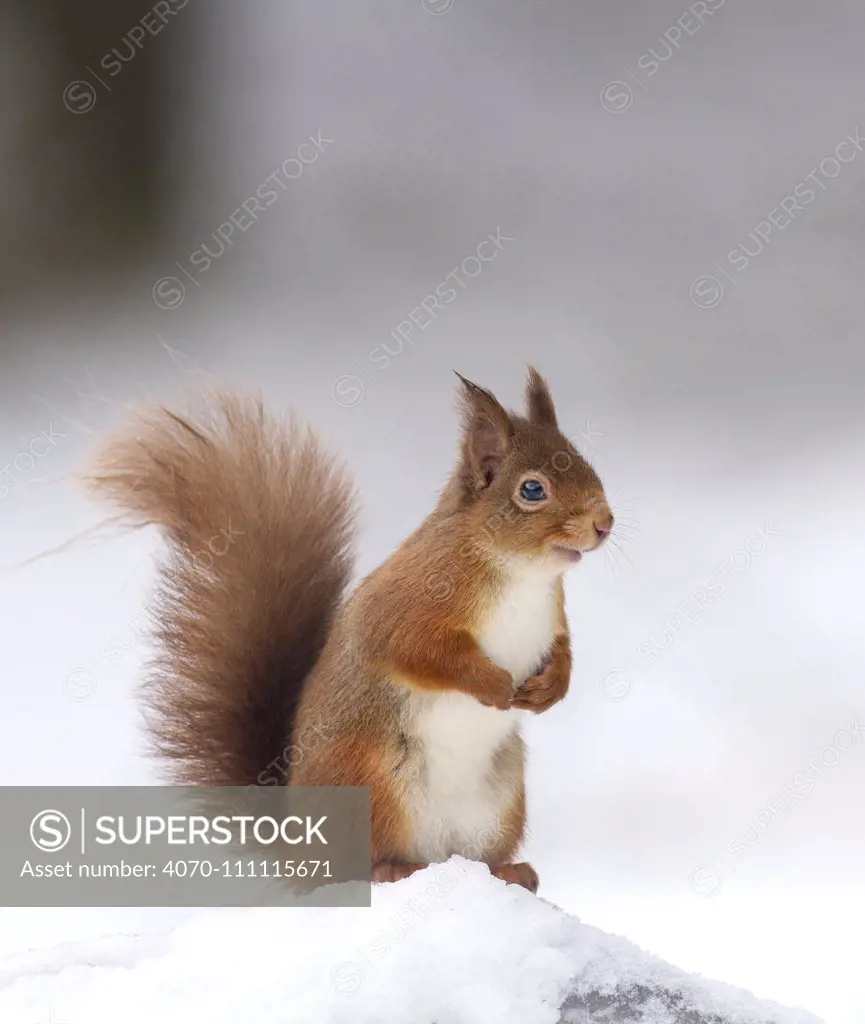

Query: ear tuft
[455,373,513,490]
[525,366,558,428]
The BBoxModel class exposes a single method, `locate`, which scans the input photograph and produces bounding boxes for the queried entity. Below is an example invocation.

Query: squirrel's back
[86,391,356,786]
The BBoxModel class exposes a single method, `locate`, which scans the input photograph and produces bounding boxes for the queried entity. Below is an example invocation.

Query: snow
[0,859,822,1024]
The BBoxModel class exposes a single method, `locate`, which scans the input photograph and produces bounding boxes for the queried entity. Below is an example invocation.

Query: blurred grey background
[1,2,863,1022]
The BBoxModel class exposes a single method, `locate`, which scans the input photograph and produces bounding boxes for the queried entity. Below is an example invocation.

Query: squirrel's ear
[455,373,514,489]
[525,366,558,428]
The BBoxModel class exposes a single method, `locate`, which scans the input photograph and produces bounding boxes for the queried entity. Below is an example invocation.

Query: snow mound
[0,858,823,1024]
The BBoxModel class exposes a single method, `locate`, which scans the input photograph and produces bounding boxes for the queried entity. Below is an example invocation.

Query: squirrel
[86,367,614,895]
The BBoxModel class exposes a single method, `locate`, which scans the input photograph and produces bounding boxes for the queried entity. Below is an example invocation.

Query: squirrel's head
[451,367,613,570]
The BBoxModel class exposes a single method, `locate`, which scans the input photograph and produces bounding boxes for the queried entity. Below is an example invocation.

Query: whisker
[610,536,638,552]
[613,521,641,536]
[610,535,639,575]
[608,500,640,520]
[606,491,641,506]
[610,543,627,577]
[611,528,638,547]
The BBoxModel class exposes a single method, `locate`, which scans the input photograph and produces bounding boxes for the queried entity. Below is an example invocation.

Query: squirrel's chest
[475,567,560,684]
[400,567,561,863]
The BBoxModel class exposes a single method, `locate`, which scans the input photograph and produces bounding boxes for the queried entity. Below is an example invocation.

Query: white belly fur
[405,559,561,862]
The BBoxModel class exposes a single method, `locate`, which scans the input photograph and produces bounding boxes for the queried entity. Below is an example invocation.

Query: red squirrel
[87,368,614,894]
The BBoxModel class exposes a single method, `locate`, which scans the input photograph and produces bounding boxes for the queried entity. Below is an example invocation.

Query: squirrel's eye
[519,479,547,502]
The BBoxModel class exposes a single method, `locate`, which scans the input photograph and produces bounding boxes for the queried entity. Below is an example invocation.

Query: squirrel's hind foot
[371,860,429,884]
[491,862,539,894]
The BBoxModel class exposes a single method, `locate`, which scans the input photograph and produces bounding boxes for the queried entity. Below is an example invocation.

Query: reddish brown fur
[85,392,356,787]
[87,370,613,893]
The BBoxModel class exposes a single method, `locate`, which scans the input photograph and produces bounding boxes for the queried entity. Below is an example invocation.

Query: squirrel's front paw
[510,661,568,713]
[474,665,518,711]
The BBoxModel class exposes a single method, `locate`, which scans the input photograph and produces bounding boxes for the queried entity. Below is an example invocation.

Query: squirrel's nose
[592,508,614,541]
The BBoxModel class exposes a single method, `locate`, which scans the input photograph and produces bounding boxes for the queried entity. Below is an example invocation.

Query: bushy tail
[86,392,356,786]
